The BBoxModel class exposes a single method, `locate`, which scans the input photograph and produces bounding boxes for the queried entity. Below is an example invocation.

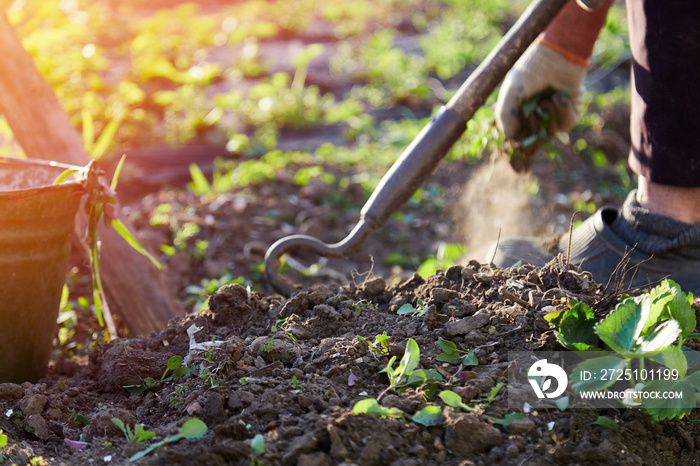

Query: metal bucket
[0,159,84,383]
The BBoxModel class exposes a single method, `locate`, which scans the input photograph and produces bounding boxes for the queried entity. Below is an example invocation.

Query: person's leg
[636,179,700,225]
[489,1,700,291]
[627,0,700,189]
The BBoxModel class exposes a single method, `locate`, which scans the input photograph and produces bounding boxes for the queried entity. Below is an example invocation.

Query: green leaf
[462,349,479,366]
[436,353,460,364]
[552,396,569,411]
[111,418,125,432]
[486,412,526,427]
[664,280,696,339]
[91,118,121,160]
[59,284,70,311]
[439,390,462,407]
[412,405,443,426]
[173,366,191,378]
[394,339,420,381]
[489,382,505,402]
[685,371,700,391]
[436,338,460,363]
[111,219,162,269]
[123,385,148,395]
[683,347,700,373]
[641,379,697,421]
[176,418,208,440]
[52,168,79,185]
[188,163,211,195]
[406,369,443,386]
[648,346,688,378]
[110,155,126,192]
[636,286,674,337]
[438,338,457,354]
[595,298,643,353]
[544,308,566,325]
[439,390,473,412]
[251,434,265,456]
[166,355,184,372]
[556,302,599,350]
[397,303,417,315]
[352,399,403,418]
[638,320,681,353]
[0,430,7,449]
[591,415,618,429]
[570,355,627,393]
[134,424,156,444]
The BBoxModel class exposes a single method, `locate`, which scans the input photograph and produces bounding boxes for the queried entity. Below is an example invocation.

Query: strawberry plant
[546,279,700,420]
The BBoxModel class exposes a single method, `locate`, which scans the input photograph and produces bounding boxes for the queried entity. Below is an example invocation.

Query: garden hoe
[264,0,578,297]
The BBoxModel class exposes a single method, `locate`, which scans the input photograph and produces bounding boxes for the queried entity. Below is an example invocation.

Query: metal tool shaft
[265,0,569,296]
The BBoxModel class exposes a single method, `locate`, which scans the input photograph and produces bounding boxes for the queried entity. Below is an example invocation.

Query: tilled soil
[2,260,700,465]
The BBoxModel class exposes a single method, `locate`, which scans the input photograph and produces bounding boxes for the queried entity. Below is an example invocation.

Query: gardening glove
[495,39,588,152]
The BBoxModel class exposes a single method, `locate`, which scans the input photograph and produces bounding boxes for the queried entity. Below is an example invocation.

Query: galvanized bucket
[0,158,84,383]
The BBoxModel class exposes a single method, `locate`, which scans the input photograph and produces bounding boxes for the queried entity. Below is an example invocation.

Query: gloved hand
[495,40,588,146]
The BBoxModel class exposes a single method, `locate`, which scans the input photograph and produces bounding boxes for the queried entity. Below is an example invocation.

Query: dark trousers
[627,0,700,187]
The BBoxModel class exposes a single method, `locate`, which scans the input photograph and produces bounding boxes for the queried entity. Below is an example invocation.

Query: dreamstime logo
[527,359,568,399]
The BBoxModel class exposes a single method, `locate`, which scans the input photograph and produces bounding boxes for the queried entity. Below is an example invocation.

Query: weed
[111,418,155,445]
[53,157,161,337]
[168,382,191,410]
[591,415,619,430]
[0,429,7,463]
[261,317,298,353]
[129,418,207,462]
[12,411,33,434]
[485,412,526,428]
[378,339,443,400]
[411,405,443,426]
[396,299,426,317]
[354,380,509,427]
[356,333,390,358]
[197,344,226,390]
[55,377,72,390]
[250,433,265,466]
[123,355,191,395]
[439,390,475,413]
[352,399,402,418]
[67,409,90,428]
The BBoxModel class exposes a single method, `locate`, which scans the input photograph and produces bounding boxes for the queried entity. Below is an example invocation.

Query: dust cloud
[458,156,538,263]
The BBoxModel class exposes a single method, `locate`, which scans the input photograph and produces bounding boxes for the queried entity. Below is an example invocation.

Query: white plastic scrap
[183,324,225,366]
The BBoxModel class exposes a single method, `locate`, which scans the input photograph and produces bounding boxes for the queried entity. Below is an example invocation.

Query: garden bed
[3,1,690,465]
